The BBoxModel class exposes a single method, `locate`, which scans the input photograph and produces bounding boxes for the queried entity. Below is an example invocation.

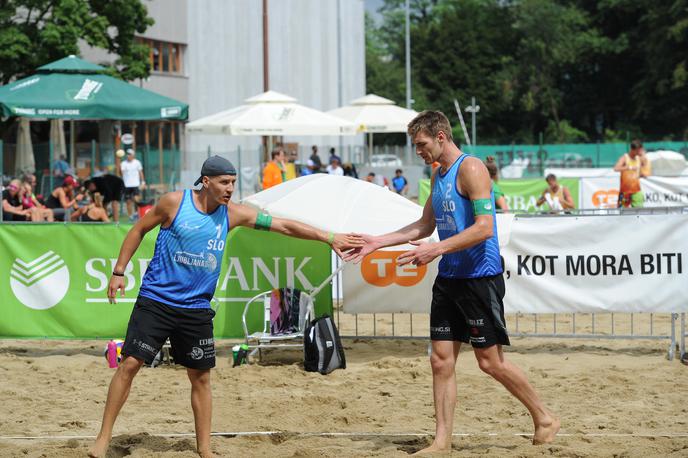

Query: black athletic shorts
[122,296,216,369]
[124,186,139,200]
[430,274,510,348]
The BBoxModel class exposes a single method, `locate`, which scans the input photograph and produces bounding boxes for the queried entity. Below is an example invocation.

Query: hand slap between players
[340,233,381,263]
[396,240,441,267]
[331,233,365,258]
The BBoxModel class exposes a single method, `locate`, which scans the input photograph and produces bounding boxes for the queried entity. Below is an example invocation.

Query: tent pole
[69,120,76,170]
[49,140,54,194]
[91,140,96,177]
[237,145,242,201]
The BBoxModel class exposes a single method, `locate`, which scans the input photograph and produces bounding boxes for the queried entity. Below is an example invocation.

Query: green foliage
[544,120,589,143]
[0,0,153,84]
[366,0,688,143]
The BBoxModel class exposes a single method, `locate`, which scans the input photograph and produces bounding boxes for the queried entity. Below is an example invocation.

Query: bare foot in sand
[412,441,452,455]
[198,449,216,458]
[533,416,560,445]
[87,434,110,457]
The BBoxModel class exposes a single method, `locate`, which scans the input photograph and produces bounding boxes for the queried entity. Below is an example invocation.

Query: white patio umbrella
[646,150,687,176]
[327,94,418,153]
[186,90,355,136]
[15,117,35,174]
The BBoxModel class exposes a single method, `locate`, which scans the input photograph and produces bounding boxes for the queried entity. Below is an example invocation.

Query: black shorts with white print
[122,296,216,369]
[429,274,510,348]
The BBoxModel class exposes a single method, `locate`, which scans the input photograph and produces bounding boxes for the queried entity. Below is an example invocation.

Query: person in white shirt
[326,157,344,176]
[120,149,145,220]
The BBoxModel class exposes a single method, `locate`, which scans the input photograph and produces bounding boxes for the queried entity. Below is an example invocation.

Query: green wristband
[255,212,272,231]
[472,198,494,216]
[327,232,335,244]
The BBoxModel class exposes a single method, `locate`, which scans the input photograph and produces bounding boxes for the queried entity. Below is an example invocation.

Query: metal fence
[331,304,686,362]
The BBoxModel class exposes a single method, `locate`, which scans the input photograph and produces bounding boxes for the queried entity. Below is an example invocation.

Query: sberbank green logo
[10,251,70,310]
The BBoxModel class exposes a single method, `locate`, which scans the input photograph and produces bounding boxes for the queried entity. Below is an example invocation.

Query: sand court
[0,331,686,457]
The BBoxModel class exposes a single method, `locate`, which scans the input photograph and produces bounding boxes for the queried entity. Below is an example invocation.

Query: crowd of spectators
[262,144,410,196]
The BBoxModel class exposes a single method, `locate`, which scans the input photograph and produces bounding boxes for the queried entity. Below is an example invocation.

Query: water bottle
[107,340,118,368]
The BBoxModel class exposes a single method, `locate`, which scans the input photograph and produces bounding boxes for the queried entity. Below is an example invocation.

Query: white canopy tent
[327,94,418,155]
[186,90,356,136]
[646,150,687,176]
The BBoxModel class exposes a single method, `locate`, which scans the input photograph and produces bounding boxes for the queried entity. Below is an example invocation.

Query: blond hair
[407,110,453,142]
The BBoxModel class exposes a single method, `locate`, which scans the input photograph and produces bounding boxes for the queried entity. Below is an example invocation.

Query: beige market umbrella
[327,94,418,154]
[186,90,355,136]
[15,117,35,174]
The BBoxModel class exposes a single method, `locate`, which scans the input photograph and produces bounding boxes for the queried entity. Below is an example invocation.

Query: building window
[139,38,184,75]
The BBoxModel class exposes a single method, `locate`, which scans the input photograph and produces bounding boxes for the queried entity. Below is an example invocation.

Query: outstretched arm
[343,172,438,263]
[228,202,363,256]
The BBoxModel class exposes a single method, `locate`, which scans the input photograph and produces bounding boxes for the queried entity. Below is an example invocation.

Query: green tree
[513,0,608,142]
[0,0,153,84]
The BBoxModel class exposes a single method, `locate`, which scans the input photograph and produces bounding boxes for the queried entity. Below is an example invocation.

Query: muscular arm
[228,202,363,255]
[395,158,494,267]
[107,191,182,303]
[434,158,494,255]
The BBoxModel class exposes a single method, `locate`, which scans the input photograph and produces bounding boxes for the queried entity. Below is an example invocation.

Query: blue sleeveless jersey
[139,190,229,308]
[431,154,502,279]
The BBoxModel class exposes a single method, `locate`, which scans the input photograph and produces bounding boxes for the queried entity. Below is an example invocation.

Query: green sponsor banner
[418,179,431,207]
[417,178,579,212]
[0,224,331,338]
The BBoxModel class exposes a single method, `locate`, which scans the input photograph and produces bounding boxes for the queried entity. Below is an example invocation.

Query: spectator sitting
[2,179,31,221]
[536,174,574,212]
[326,157,344,176]
[84,174,125,223]
[44,175,83,221]
[343,162,358,178]
[392,169,409,195]
[70,192,110,222]
[365,172,390,189]
[21,182,54,222]
[301,159,316,176]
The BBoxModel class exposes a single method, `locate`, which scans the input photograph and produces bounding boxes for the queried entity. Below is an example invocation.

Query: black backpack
[303,315,346,374]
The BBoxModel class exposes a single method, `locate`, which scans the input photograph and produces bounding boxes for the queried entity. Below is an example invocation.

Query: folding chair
[241,287,314,362]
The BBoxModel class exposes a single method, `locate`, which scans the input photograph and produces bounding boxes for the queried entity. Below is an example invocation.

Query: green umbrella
[0,55,188,121]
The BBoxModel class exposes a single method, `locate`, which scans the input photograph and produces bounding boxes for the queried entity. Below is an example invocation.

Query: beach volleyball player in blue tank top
[89,156,363,458]
[344,111,559,454]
